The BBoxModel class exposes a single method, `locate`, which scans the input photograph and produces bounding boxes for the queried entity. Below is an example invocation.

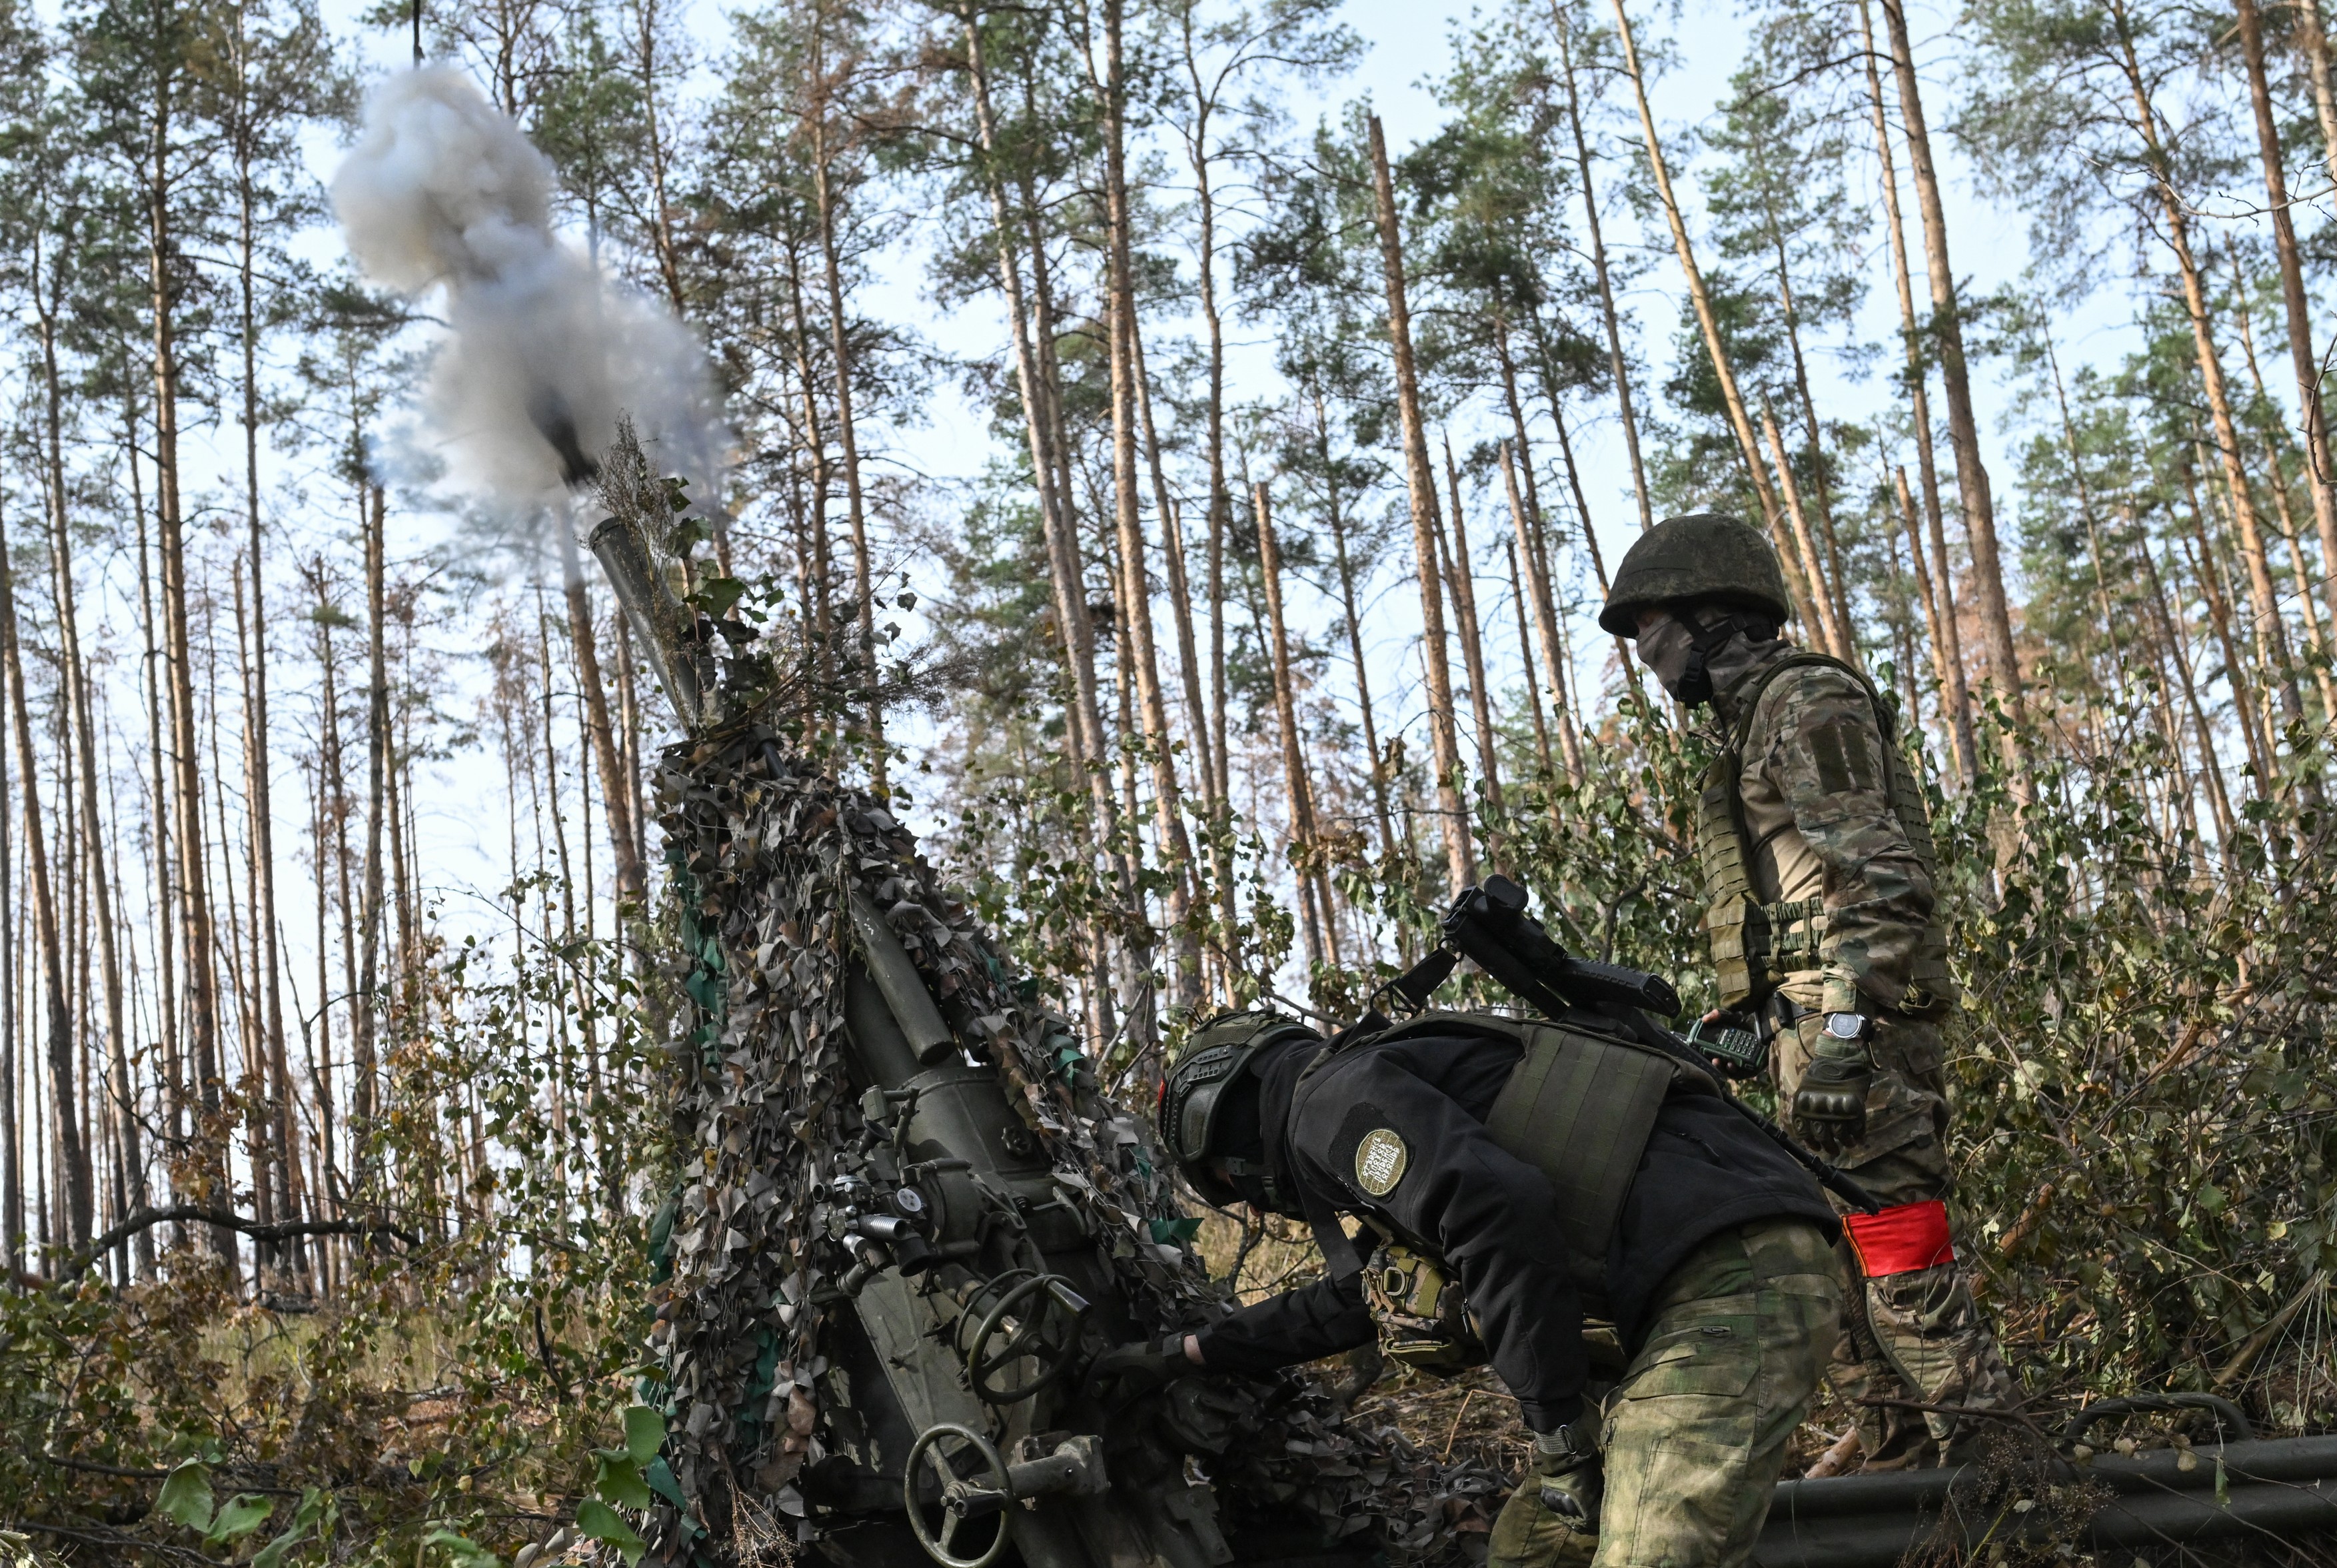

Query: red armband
[1841,1199,1955,1277]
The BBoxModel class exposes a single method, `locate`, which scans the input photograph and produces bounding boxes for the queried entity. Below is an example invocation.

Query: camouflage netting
[640,720,1505,1566]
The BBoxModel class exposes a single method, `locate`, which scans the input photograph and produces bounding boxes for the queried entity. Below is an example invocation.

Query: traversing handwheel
[902,1423,1011,1568]
[959,1271,1089,1405]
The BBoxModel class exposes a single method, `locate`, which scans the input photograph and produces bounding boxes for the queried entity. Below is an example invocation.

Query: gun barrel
[587,513,705,726]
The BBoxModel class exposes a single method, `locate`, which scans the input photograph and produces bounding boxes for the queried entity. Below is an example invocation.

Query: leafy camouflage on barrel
[582,426,1503,1568]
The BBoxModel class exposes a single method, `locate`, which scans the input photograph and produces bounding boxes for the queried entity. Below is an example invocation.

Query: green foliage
[0,921,664,1564]
[1479,682,2337,1425]
[153,1462,214,1533]
[422,1527,502,1568]
[574,1501,646,1564]
[1935,708,2337,1419]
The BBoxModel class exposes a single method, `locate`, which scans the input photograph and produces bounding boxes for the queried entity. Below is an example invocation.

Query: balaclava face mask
[1637,606,1770,706]
[1635,612,1698,696]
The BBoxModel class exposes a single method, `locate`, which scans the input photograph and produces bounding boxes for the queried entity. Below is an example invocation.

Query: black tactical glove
[1088,1335,1192,1403]
[1792,1029,1874,1154]
[1530,1421,1603,1532]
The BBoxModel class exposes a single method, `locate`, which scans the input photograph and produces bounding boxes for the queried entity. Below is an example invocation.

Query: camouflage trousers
[1488,1217,1839,1568]
[1777,1004,2018,1467]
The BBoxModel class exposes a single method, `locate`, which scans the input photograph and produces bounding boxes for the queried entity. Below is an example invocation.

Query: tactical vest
[1697,652,1958,1017]
[1300,1009,1709,1326]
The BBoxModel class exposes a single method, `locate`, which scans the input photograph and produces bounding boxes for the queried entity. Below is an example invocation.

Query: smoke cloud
[331,67,724,506]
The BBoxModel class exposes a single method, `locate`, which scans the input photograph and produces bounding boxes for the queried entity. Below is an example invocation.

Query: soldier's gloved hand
[1793,1024,1874,1154]
[1529,1421,1603,1533]
[1088,1335,1192,1402]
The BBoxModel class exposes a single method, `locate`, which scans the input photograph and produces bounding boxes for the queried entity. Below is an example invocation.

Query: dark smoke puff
[332,67,727,506]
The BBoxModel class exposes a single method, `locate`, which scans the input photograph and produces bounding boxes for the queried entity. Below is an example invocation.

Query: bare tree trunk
[139,30,234,1255]
[556,526,644,900]
[2178,469,2271,786]
[2298,0,2337,187]
[1366,113,1475,894]
[1254,482,1338,978]
[1441,437,1504,818]
[2228,265,2337,716]
[1767,243,1857,657]
[1495,318,1625,727]
[967,12,1112,799]
[784,245,836,700]
[1895,468,1970,778]
[958,11,1120,869]
[2233,0,2337,647]
[32,274,132,1269]
[1541,389,1654,714]
[0,526,89,1253]
[1878,0,2024,735]
[0,604,15,1273]
[1020,196,1132,1039]
[127,412,183,1229]
[229,569,276,1271]
[230,3,289,1268]
[152,189,229,1249]
[1502,536,1555,777]
[2104,7,2303,739]
[632,0,690,317]
[1857,0,1974,777]
[1551,1,1651,530]
[1607,0,1825,644]
[1319,422,1397,861]
[1098,0,1199,1016]
[1501,442,1585,775]
[2144,540,2236,839]
[1177,7,1239,846]
[1762,398,1850,662]
[357,487,389,1163]
[809,9,886,794]
[1132,341,1221,812]
[2126,532,2200,841]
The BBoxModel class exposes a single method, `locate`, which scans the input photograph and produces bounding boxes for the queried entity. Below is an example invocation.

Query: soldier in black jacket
[1122,1009,1842,1568]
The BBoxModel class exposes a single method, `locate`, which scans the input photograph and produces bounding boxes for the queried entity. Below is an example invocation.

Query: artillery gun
[576,426,2337,1568]
[575,430,1462,1568]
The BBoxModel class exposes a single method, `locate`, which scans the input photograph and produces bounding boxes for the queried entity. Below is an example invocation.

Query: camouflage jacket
[1705,640,1938,1017]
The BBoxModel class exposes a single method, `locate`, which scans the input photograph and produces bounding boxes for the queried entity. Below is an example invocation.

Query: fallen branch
[31,1454,311,1497]
[1855,1393,2066,1456]
[20,1521,225,1567]
[1996,1183,2056,1255]
[31,1453,169,1479]
[47,1207,423,1288]
[2213,1269,2329,1390]
[1805,1425,1863,1478]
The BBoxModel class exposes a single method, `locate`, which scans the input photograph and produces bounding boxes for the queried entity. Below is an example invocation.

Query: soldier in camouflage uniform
[1601,512,2017,1471]
[1138,1006,1841,1568]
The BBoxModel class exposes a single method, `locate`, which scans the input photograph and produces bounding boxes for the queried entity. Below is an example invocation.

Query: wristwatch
[1821,1012,1870,1044]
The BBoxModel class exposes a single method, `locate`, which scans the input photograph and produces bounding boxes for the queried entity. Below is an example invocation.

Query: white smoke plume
[331,67,724,506]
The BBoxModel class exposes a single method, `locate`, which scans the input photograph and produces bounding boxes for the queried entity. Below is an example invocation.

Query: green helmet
[1598,512,1791,637]
[1156,1010,1319,1207]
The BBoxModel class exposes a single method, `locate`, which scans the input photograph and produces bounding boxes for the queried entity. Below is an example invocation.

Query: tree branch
[46,1206,422,1288]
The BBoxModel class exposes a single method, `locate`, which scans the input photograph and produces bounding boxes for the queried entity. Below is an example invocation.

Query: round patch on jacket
[1354,1128,1409,1196]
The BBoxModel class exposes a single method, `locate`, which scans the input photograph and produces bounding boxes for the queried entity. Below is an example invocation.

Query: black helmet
[1156,1010,1320,1207]
[1599,512,1792,637]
